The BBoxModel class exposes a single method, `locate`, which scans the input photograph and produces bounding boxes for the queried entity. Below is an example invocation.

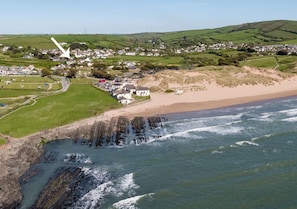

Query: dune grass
[0,83,121,138]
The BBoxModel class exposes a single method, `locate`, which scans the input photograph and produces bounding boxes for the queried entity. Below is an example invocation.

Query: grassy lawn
[0,138,6,145]
[0,83,121,138]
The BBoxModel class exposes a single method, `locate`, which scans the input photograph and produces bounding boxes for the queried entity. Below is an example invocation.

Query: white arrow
[50,37,70,59]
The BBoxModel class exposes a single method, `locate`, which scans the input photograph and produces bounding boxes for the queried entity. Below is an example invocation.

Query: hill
[1,20,297,49]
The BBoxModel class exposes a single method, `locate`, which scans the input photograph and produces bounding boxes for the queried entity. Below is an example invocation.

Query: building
[136,86,150,97]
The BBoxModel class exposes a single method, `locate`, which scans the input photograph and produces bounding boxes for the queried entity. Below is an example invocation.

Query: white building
[136,87,150,97]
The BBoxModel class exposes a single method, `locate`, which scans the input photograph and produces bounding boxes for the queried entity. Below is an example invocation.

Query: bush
[165,89,175,93]
[276,50,288,55]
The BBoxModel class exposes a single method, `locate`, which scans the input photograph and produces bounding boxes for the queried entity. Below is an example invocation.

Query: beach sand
[110,79,297,118]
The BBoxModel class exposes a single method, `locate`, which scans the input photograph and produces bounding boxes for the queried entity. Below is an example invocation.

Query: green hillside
[1,20,297,49]
[151,20,297,46]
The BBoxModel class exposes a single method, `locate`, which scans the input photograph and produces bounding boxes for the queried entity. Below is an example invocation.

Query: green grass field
[242,56,277,68]
[241,55,297,72]
[107,55,183,65]
[0,83,121,137]
[0,53,57,68]
[0,76,61,95]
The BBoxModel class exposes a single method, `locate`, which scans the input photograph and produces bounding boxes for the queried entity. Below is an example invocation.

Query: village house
[113,89,133,104]
[136,86,150,97]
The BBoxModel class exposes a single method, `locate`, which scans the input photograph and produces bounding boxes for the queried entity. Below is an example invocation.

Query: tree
[41,69,51,77]
[67,69,77,78]
[276,50,288,55]
[70,43,88,50]
[91,69,115,80]
[93,61,107,70]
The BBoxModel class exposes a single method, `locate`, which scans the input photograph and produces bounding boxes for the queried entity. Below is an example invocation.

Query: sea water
[20,96,297,209]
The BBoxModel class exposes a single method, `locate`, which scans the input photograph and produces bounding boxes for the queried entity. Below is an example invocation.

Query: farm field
[241,55,297,72]
[0,53,58,68]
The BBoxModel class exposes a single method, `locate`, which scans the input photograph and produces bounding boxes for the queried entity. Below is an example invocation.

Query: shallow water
[21,96,297,209]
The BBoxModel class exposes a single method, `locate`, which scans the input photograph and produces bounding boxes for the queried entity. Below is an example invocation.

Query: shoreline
[127,89,297,118]
[116,81,297,119]
[2,71,297,207]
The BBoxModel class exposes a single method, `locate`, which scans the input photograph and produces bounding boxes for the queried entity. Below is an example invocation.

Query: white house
[114,89,132,100]
[113,89,133,104]
[118,96,132,104]
[136,86,150,97]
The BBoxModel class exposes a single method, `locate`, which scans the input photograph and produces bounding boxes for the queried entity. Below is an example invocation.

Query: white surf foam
[159,123,243,141]
[211,150,223,154]
[167,113,243,129]
[75,180,114,208]
[64,153,92,164]
[203,125,243,135]
[251,134,273,142]
[112,193,154,209]
[81,167,110,183]
[282,116,297,122]
[73,172,140,209]
[249,114,273,122]
[279,108,297,116]
[114,173,139,197]
[235,141,259,147]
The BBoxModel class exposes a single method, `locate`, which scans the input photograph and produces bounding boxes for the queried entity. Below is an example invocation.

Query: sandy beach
[109,80,297,118]
[99,67,297,119]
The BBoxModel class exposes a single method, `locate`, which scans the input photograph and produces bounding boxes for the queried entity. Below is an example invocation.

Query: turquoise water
[21,97,297,209]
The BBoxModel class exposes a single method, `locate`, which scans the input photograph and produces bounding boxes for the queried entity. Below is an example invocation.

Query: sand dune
[109,67,297,118]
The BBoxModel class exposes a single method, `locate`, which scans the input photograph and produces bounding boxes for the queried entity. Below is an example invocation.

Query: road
[52,76,70,93]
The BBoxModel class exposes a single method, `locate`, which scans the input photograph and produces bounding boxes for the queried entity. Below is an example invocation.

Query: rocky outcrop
[28,167,85,209]
[0,137,42,208]
[0,116,166,208]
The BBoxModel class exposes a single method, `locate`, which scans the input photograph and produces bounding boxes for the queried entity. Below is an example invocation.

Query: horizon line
[0,19,294,36]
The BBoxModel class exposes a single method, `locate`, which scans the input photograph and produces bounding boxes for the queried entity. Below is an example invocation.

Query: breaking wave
[72,170,140,209]
[112,193,154,209]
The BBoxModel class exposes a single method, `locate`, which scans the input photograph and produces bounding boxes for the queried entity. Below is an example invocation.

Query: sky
[1,0,297,34]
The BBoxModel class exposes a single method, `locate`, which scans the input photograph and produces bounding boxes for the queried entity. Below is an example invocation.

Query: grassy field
[0,83,121,137]
[0,76,61,95]
[0,34,131,49]
[106,55,184,65]
[241,55,297,72]
[0,53,57,68]
[242,56,277,68]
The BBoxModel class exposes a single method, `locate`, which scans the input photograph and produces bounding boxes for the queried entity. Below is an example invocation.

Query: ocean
[20,96,297,209]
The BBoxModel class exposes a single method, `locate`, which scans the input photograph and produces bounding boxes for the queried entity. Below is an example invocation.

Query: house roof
[137,86,149,91]
[124,84,136,90]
